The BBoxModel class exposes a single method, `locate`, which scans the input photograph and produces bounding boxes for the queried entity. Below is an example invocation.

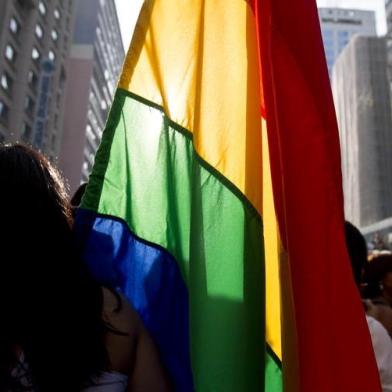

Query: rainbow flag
[77,0,381,391]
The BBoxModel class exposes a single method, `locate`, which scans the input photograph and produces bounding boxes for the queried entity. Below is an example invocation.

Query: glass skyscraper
[318,8,377,76]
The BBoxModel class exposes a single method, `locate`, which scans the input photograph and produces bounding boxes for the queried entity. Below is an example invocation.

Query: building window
[21,122,32,141]
[5,44,16,63]
[0,100,9,124]
[51,133,56,148]
[38,1,46,15]
[51,29,58,41]
[54,8,61,20]
[32,47,40,62]
[9,17,20,35]
[322,29,333,40]
[48,50,56,62]
[325,48,335,58]
[86,124,96,141]
[28,70,38,90]
[338,31,349,40]
[1,72,12,93]
[35,23,44,39]
[338,31,349,39]
[24,96,35,115]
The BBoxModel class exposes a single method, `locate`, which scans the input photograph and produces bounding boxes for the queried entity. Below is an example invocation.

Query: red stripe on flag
[254,0,382,391]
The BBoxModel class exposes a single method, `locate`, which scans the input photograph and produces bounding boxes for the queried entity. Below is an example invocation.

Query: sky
[115,0,387,51]
[114,0,143,51]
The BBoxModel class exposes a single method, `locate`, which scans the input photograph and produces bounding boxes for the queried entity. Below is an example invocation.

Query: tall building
[332,36,392,228]
[385,1,392,78]
[0,0,76,159]
[59,0,124,193]
[386,0,392,40]
[318,8,376,76]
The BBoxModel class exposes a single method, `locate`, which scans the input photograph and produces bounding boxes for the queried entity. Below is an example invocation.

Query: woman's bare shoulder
[101,289,171,389]
[101,287,143,374]
[101,287,141,336]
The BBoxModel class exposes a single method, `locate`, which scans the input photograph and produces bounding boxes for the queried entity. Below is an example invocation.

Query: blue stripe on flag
[75,208,194,391]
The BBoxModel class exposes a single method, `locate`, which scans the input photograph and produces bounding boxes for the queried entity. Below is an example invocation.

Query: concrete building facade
[332,36,392,228]
[386,0,392,48]
[318,8,376,76]
[59,0,124,193]
[385,0,392,84]
[0,0,76,159]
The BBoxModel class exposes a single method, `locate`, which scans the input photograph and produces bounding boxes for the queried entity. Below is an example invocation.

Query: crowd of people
[346,222,392,391]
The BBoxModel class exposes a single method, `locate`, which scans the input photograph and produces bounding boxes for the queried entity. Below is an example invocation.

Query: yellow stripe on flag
[119,0,263,214]
[262,118,282,360]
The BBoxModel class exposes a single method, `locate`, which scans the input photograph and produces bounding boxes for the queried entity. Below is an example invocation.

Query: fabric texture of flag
[76,0,382,391]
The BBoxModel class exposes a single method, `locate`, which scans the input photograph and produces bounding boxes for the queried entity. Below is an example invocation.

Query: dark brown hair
[0,145,107,391]
[345,221,368,287]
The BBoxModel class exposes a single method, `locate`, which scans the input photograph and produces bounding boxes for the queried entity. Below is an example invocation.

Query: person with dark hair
[0,145,170,392]
[365,255,392,306]
[71,182,88,208]
[345,222,392,391]
[344,221,368,287]
[362,254,392,337]
[71,183,88,218]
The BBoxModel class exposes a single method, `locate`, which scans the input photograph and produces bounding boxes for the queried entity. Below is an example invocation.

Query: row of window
[0,98,34,141]
[38,1,62,21]
[322,30,350,40]
[33,46,56,62]
[0,68,37,118]
[9,17,59,42]
[35,23,59,42]
[5,43,56,65]
[0,79,35,111]
[0,68,38,94]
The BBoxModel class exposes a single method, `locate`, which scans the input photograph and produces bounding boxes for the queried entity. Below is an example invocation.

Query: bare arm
[102,288,171,391]
[127,316,172,392]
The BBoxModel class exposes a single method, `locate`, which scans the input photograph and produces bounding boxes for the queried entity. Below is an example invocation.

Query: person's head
[345,221,368,287]
[0,145,106,391]
[71,183,88,218]
[71,183,88,207]
[365,254,392,303]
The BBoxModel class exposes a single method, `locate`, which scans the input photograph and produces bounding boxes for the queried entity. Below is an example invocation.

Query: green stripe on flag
[266,349,283,391]
[82,89,282,391]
